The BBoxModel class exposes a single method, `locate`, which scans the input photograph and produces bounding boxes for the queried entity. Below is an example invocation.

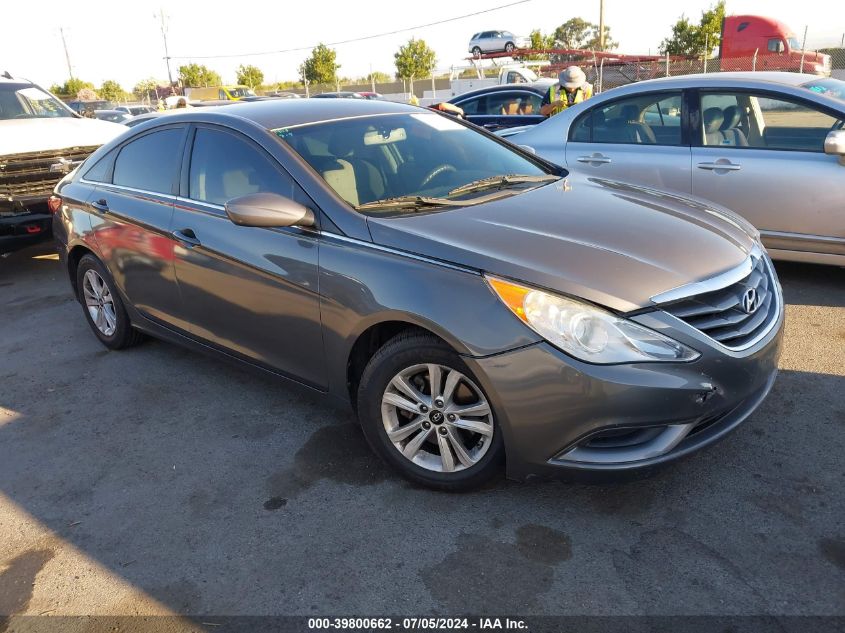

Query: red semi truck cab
[720,15,832,75]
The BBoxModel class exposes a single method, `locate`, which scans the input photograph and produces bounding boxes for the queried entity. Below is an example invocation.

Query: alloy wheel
[381,363,494,473]
[82,269,117,336]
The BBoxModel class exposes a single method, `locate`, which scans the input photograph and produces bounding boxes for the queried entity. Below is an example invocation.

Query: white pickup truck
[448,66,556,99]
[1,75,124,254]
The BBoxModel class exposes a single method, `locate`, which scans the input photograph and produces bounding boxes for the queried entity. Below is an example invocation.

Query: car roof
[607,71,818,94]
[450,84,546,101]
[132,98,421,130]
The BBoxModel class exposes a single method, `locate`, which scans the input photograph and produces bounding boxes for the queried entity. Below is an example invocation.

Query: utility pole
[59,28,73,79]
[598,0,605,51]
[799,25,808,74]
[155,10,174,89]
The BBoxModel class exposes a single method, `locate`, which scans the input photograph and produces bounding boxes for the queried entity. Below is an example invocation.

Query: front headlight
[487,276,700,364]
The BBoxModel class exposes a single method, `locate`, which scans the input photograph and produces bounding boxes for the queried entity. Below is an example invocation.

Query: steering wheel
[419,164,457,188]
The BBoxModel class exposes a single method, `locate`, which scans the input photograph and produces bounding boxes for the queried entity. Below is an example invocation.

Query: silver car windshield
[274,112,555,212]
[0,85,75,120]
[801,78,845,104]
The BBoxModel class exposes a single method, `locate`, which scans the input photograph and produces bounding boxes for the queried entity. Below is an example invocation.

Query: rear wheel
[76,254,144,350]
[357,332,504,491]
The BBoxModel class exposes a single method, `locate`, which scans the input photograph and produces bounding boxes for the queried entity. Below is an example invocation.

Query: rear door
[87,125,188,325]
[691,89,845,257]
[169,124,326,388]
[564,90,692,194]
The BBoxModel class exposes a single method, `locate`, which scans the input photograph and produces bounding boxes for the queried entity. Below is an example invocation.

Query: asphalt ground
[0,242,843,626]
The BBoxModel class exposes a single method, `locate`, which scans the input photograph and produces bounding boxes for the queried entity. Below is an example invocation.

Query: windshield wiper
[355,195,462,212]
[447,174,560,198]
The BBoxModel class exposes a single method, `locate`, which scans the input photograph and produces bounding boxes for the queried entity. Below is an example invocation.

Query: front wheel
[472,46,482,57]
[504,42,515,53]
[357,332,504,491]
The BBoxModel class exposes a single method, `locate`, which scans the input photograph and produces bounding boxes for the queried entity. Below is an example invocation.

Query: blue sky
[3,0,843,89]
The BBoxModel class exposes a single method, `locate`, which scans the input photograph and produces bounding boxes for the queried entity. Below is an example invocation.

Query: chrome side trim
[79,179,179,201]
[650,243,763,305]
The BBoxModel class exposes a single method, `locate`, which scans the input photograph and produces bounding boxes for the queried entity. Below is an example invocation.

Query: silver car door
[564,91,692,195]
[692,90,845,258]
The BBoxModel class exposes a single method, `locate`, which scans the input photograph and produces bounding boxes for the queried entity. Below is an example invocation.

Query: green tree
[299,44,340,84]
[236,64,264,88]
[48,83,63,95]
[660,1,726,56]
[133,78,160,99]
[99,80,124,101]
[367,70,392,83]
[553,17,618,51]
[394,38,436,91]
[178,63,222,88]
[60,78,95,98]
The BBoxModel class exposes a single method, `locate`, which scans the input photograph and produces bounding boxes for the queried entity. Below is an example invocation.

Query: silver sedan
[501,72,845,266]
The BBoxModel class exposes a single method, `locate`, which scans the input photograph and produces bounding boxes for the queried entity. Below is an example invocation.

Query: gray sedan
[501,72,845,266]
[53,99,782,490]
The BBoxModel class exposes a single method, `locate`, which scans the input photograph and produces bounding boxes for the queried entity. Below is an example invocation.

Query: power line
[168,0,532,60]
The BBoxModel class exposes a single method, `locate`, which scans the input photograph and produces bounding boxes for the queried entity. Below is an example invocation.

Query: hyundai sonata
[53,99,783,490]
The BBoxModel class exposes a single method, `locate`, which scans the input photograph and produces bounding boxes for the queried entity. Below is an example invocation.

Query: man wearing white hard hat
[540,66,593,117]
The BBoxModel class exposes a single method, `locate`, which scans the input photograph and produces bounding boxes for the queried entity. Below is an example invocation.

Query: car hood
[366,176,758,313]
[0,117,125,155]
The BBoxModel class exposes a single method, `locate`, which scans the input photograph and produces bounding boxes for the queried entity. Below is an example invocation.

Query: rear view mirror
[824,130,845,165]
[225,192,315,228]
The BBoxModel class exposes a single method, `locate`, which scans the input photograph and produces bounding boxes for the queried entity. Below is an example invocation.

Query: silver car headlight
[487,276,700,364]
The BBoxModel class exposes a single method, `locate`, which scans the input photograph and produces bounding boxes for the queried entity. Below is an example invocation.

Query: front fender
[318,234,541,399]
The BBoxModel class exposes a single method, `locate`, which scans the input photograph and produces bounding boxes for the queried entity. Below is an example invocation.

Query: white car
[0,75,125,253]
[468,31,527,56]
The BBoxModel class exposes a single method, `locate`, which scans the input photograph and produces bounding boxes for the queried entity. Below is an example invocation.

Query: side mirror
[776,41,785,54]
[824,130,845,165]
[225,192,315,228]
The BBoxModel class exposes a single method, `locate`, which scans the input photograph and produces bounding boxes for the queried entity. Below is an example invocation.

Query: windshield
[801,78,845,104]
[228,87,256,98]
[786,36,801,50]
[274,112,554,213]
[0,84,75,120]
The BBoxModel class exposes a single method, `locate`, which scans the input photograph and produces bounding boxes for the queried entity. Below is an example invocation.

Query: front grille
[0,146,98,204]
[662,256,779,349]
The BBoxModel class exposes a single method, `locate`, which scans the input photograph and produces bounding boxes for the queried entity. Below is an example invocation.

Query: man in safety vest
[540,66,593,118]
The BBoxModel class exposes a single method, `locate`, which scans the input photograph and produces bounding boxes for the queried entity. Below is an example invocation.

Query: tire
[472,46,482,57]
[504,42,515,53]
[75,254,144,350]
[357,331,505,491]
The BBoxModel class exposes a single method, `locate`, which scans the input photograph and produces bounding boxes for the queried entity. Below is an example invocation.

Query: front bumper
[465,309,783,482]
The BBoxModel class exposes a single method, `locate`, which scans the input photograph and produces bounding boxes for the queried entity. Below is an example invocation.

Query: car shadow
[0,245,843,619]
[772,260,845,308]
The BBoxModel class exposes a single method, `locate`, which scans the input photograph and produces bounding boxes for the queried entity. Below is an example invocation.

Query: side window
[767,38,783,53]
[570,111,591,142]
[112,128,184,194]
[486,92,541,116]
[582,92,682,146]
[457,96,483,115]
[189,127,293,206]
[82,147,118,183]
[701,92,840,151]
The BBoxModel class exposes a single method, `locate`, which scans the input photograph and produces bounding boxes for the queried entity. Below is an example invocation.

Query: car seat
[703,107,726,146]
[718,105,749,146]
[327,128,386,205]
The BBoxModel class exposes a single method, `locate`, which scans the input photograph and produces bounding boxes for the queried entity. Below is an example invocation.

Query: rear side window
[113,128,184,194]
[188,127,293,206]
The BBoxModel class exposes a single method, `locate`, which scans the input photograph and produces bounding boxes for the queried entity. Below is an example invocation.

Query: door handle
[577,154,612,164]
[91,198,109,213]
[697,161,741,171]
[172,228,201,248]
